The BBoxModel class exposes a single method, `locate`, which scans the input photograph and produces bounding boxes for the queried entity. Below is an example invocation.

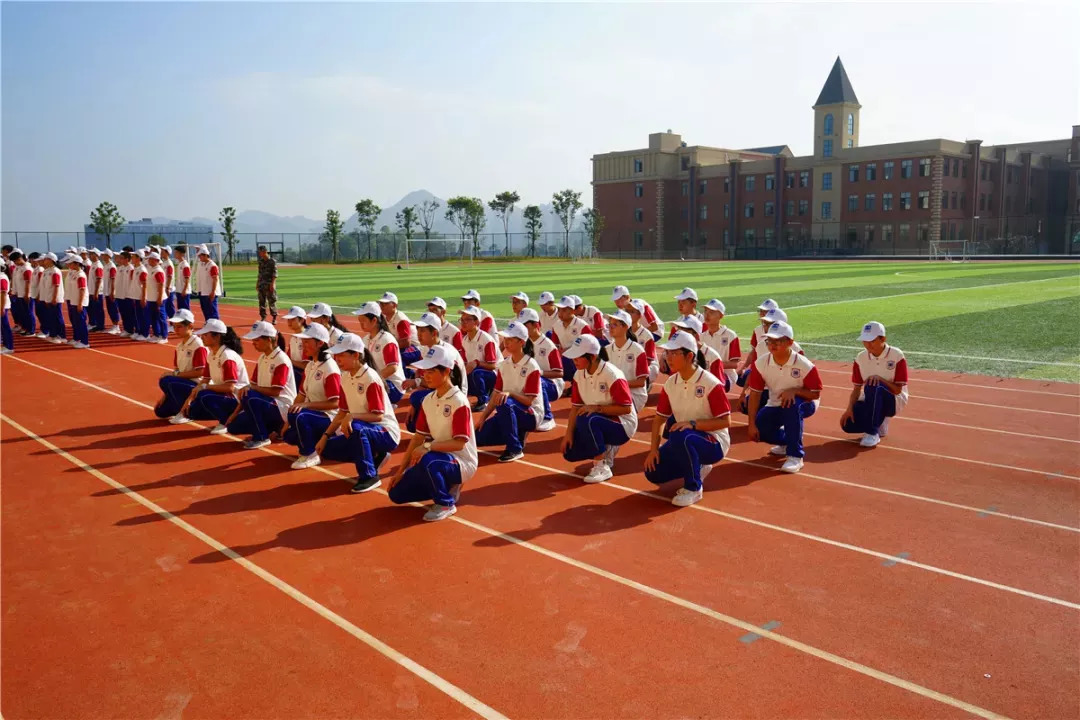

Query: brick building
[592,58,1080,257]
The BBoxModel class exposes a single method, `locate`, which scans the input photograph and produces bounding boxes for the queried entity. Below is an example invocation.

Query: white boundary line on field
[814,382,1079,417]
[802,342,1080,368]
[813,367,1079,398]
[0,412,510,720]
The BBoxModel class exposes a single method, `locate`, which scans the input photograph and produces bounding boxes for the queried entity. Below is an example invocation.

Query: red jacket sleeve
[415,407,430,434]
[708,385,731,417]
[192,346,209,370]
[590,311,604,333]
[77,276,87,289]
[642,338,657,362]
[748,364,766,391]
[728,337,742,360]
[802,367,823,391]
[580,326,593,336]
[323,373,342,399]
[643,304,657,324]
[494,373,504,391]
[94,267,103,279]
[365,382,386,413]
[52,273,61,286]
[22,269,32,283]
[182,266,191,278]
[452,332,465,356]
[894,358,909,384]
[109,267,117,279]
[209,266,219,278]
[656,389,672,417]
[851,362,864,384]
[482,340,497,363]
[634,352,650,378]
[547,348,563,370]
[271,363,291,388]
[709,358,722,378]
[221,360,239,382]
[153,270,165,284]
[395,320,411,342]
[382,343,400,366]
[451,405,472,439]
[571,381,583,406]
[523,370,541,395]
[609,378,633,406]
[480,316,494,334]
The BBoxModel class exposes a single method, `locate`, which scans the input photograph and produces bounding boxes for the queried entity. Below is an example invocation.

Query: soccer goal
[928,239,968,263]
[397,238,474,269]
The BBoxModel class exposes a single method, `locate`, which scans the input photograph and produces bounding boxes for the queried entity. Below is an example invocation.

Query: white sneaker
[119,331,131,338]
[154,338,168,345]
[291,453,321,470]
[140,336,152,343]
[769,445,787,456]
[169,414,191,425]
[243,438,271,450]
[107,327,122,335]
[71,342,89,349]
[423,504,457,522]
[700,464,713,479]
[47,337,63,344]
[34,333,47,339]
[132,334,145,341]
[0,347,13,355]
[781,456,804,473]
[536,417,556,432]
[208,423,228,435]
[583,461,612,484]
[672,487,703,507]
[878,418,891,438]
[860,433,881,448]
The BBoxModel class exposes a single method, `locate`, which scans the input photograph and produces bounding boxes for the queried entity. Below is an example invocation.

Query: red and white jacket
[700,325,741,387]
[339,364,400,444]
[852,345,909,412]
[174,335,209,374]
[366,329,405,392]
[43,266,64,304]
[63,268,88,307]
[203,346,250,388]
[748,351,822,409]
[439,320,466,357]
[494,354,545,423]
[255,347,298,417]
[415,386,478,482]
[532,334,565,397]
[461,329,502,367]
[387,309,419,348]
[571,360,638,438]
[176,259,192,296]
[551,316,592,353]
[301,357,343,417]
[656,368,732,454]
[146,265,167,303]
[605,337,650,412]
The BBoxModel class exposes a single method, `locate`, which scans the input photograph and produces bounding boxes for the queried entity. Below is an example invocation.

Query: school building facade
[591,58,1080,257]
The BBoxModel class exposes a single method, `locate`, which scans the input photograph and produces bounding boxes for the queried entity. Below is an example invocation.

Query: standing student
[314,332,401,493]
[223,321,297,449]
[86,249,105,331]
[699,299,741,390]
[378,291,420,365]
[308,302,346,345]
[9,251,34,337]
[626,299,659,382]
[30,253,49,339]
[840,321,908,448]
[353,302,405,403]
[673,287,705,326]
[195,244,221,320]
[175,320,250,433]
[114,252,136,337]
[746,320,822,474]
[41,253,66,344]
[461,289,496,334]
[100,249,121,334]
[475,321,547,462]
[159,245,176,320]
[173,246,192,311]
[388,345,477,522]
[612,285,662,339]
[145,252,169,343]
[602,310,650,413]
[133,250,152,341]
[425,297,466,355]
[63,255,90,349]
[0,258,12,354]
[401,312,468,433]
[284,323,344,470]
[156,309,210,420]
[560,334,638,483]
[459,305,501,411]
[281,305,310,387]
[520,308,563,417]
[644,332,732,507]
[536,291,558,337]
[550,295,593,385]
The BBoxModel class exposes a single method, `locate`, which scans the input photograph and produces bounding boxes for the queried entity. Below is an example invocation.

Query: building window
[919,158,931,177]
[952,158,960,177]
[724,177,730,193]
[798,199,808,216]
[951,191,958,209]
[786,200,795,216]
[634,231,644,248]
[745,176,756,191]
[848,194,858,212]
[635,208,644,222]
[681,156,690,171]
[822,172,833,190]
[884,161,895,180]
[899,223,910,245]
[918,191,929,209]
[962,161,968,178]
[681,182,688,196]
[847,113,855,135]
[824,114,834,136]
[785,172,795,188]
[864,224,876,244]
[901,160,913,179]
[865,193,876,211]
[821,201,832,219]
[700,205,708,220]
[883,224,893,245]
[723,229,730,245]
[960,193,966,210]
[883,193,893,211]
[799,171,810,188]
[744,203,754,218]
[866,163,877,181]
[633,158,643,173]
[765,228,775,244]
[950,222,957,240]
[847,140,854,148]
[681,231,690,245]
[699,180,707,195]
[849,165,859,183]
[724,204,729,218]
[981,163,989,180]
[823,139,833,158]
[765,174,775,190]
[634,183,644,198]
[764,202,775,217]
[900,192,912,210]
[846,227,858,245]
[744,229,755,244]
[979,194,986,211]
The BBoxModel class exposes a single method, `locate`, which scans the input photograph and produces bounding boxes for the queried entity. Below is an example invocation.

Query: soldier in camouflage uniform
[256,245,278,322]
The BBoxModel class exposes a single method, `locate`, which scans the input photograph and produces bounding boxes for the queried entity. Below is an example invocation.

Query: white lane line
[802,342,1080,368]
[0,412,510,720]
[814,384,1080,418]
[0,395,1016,720]
[7,353,1079,611]
[814,367,1080,399]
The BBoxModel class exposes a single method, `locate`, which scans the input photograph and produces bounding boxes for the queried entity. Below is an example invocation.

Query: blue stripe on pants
[136,301,151,337]
[284,409,331,456]
[156,375,196,418]
[562,413,630,462]
[322,421,397,479]
[227,389,285,441]
[164,292,176,320]
[841,384,896,436]
[388,451,461,507]
[475,398,537,454]
[644,429,726,491]
[754,396,817,459]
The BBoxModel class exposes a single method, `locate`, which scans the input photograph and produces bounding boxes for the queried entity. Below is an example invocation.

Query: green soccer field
[220,259,1080,382]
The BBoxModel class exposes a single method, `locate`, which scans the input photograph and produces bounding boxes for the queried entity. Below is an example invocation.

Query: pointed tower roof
[814,57,859,107]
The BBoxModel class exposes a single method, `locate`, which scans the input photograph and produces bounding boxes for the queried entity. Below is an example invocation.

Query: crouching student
[602,310,650,413]
[354,302,405,404]
[475,321,549,463]
[155,309,209,419]
[401,312,467,433]
[520,308,561,423]
[840,321,908,448]
[737,307,802,413]
[281,306,310,388]
[560,334,638,484]
[746,320,822,474]
[174,320,250,433]
[283,323,343,469]
[459,305,501,412]
[550,295,593,387]
[312,332,401,494]
[644,332,732,507]
[626,299,659,382]
[222,321,297,450]
[700,298,741,390]
[389,345,477,522]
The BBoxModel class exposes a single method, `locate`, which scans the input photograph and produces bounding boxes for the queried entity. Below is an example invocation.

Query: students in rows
[160,245,177,320]
[173,245,193,311]
[41,253,65,343]
[354,302,405,403]
[746,320,822,474]
[9,251,34,336]
[644,332,732,507]
[560,334,637,483]
[311,333,401,493]
[389,345,477,522]
[378,291,420,365]
[145,252,169,343]
[100,249,121,334]
[174,320,250,432]
[308,302,346,345]
[840,321,908,448]
[155,310,210,419]
[602,310,650,413]
[402,312,468,432]
[0,258,12,354]
[85,249,105,332]
[460,305,501,411]
[572,295,605,339]
[284,323,344,469]
[613,285,662,339]
[520,308,564,409]
[626,300,659,382]
[425,297,465,354]
[475,321,549,463]
[30,253,48,339]
[63,255,90,349]
[551,295,593,385]
[461,289,496,334]
[195,244,221,320]
[699,299,741,390]
[536,291,558,337]
[281,306,310,387]
[222,321,297,450]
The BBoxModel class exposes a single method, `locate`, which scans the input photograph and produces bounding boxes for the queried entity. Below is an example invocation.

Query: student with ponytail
[283,323,343,470]
[353,301,405,403]
[626,299,659,383]
[220,321,297,450]
[600,310,650,413]
[174,320,250,433]
[308,302,346,344]
[519,308,562,419]
[401,312,467,433]
[280,306,311,387]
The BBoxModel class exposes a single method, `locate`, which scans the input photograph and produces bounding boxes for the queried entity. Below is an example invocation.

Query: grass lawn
[219,259,1080,382]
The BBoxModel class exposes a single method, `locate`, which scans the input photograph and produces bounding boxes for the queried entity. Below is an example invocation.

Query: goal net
[397,238,474,268]
[928,239,968,263]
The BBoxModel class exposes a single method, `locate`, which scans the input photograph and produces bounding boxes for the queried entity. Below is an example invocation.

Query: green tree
[446,196,486,256]
[219,207,238,262]
[523,204,543,257]
[581,208,605,256]
[147,234,167,246]
[418,199,440,260]
[89,201,125,249]
[324,209,344,263]
[551,189,583,257]
[397,206,417,241]
[354,199,381,261]
[488,190,520,256]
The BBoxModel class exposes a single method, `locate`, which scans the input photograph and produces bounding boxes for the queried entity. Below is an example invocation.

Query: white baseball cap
[378,291,398,304]
[43,252,58,261]
[460,306,482,319]
[414,312,444,330]
[461,289,481,301]
[411,344,457,370]
[427,296,448,310]
[758,298,779,312]
[611,285,630,302]
[859,321,886,342]
[762,307,788,325]
[563,334,602,359]
[61,254,80,265]
[704,298,726,314]
[674,287,698,301]
[65,246,77,253]
[352,301,381,317]
[87,248,99,256]
[606,309,632,327]
[329,332,366,354]
[296,323,330,343]
[764,320,795,340]
[555,295,576,309]
[538,291,555,305]
[498,321,529,341]
[627,299,646,315]
[659,332,697,354]
[517,308,540,324]
[100,248,114,257]
[134,249,146,259]
[147,251,161,261]
[196,244,210,256]
[195,319,228,336]
[77,246,88,253]
[308,302,333,318]
[510,291,529,303]
[243,321,278,339]
[282,305,307,320]
[168,309,195,324]
[160,245,172,253]
[569,295,584,307]
[672,316,703,334]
